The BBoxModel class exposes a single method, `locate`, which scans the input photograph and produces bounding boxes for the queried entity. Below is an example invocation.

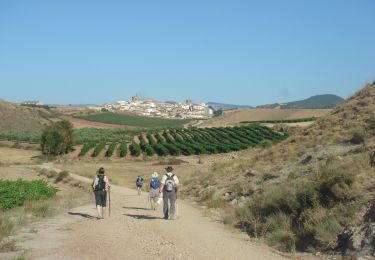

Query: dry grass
[0,147,41,165]
[201,108,331,127]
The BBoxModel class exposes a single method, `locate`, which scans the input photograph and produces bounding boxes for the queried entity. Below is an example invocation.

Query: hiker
[159,166,179,220]
[136,175,144,195]
[147,172,161,210]
[370,149,375,168]
[92,167,110,219]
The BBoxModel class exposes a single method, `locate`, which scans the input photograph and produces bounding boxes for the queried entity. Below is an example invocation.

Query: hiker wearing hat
[92,167,110,219]
[159,166,180,220]
[147,172,161,210]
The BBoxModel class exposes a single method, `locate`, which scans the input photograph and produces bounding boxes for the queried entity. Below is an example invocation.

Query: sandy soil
[7,166,287,260]
[201,109,331,127]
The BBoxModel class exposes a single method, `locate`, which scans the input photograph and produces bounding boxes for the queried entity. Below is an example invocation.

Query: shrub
[129,141,141,157]
[316,162,357,204]
[55,171,69,183]
[262,186,300,215]
[266,228,296,252]
[350,126,366,144]
[119,143,128,157]
[79,142,96,156]
[207,199,227,209]
[40,120,73,155]
[106,142,117,157]
[93,142,106,157]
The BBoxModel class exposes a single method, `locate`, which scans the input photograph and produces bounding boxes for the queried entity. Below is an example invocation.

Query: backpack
[164,174,175,192]
[136,176,143,186]
[95,174,106,191]
[150,178,160,189]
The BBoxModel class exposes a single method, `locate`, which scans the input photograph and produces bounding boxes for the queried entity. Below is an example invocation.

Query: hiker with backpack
[147,172,161,210]
[136,175,144,195]
[92,167,110,219]
[159,166,180,220]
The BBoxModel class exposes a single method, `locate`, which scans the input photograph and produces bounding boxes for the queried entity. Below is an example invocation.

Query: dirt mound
[0,99,55,131]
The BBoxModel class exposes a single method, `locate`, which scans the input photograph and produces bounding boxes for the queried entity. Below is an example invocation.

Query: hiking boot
[164,215,169,220]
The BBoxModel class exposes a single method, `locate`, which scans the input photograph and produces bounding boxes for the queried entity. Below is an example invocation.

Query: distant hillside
[207,102,252,111]
[257,94,344,109]
[0,99,55,132]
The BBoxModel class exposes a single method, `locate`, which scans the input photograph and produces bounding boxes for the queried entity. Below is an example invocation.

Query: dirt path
[11,166,287,260]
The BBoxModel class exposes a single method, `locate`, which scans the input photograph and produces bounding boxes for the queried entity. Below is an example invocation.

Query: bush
[119,143,128,157]
[41,120,73,155]
[262,186,300,215]
[316,162,357,204]
[93,142,106,157]
[350,126,366,144]
[130,141,141,157]
[266,228,296,252]
[79,142,96,156]
[55,171,69,183]
[106,142,117,157]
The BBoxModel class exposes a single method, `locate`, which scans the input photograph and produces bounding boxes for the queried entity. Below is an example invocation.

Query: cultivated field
[76,112,191,128]
[201,108,331,127]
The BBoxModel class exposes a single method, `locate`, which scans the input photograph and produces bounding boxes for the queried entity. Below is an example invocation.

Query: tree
[41,120,74,155]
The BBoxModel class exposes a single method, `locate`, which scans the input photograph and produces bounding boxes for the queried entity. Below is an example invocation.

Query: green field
[0,128,145,145]
[76,112,191,128]
[79,125,288,157]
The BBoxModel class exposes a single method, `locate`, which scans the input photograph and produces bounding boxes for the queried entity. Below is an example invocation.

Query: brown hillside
[0,99,55,131]
[201,108,331,127]
[183,82,375,255]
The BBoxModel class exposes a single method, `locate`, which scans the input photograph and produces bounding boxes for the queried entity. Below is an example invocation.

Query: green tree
[41,120,74,155]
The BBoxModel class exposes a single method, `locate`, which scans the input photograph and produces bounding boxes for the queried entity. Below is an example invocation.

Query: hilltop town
[98,96,214,119]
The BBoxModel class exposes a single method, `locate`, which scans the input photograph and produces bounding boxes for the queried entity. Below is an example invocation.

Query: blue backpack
[150,178,160,189]
[136,176,143,186]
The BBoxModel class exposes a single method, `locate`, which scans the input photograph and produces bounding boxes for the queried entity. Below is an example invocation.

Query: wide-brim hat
[151,172,159,178]
[165,166,174,172]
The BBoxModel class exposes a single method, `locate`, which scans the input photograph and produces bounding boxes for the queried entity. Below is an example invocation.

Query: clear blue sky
[0,0,374,106]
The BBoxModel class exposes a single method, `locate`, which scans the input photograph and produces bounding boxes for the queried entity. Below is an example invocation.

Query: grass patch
[32,204,52,218]
[0,179,57,210]
[0,217,14,240]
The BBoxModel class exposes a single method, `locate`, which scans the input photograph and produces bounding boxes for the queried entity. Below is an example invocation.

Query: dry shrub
[316,160,358,204]
[199,188,215,202]
[207,199,227,209]
[0,217,13,241]
[236,195,264,238]
[266,212,295,252]
[262,185,300,216]
[349,126,366,144]
[54,170,69,183]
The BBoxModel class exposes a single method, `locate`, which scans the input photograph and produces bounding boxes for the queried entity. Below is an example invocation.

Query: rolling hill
[0,99,55,132]
[184,82,375,255]
[257,94,344,109]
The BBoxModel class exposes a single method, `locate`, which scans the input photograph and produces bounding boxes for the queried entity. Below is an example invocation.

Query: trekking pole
[108,187,111,217]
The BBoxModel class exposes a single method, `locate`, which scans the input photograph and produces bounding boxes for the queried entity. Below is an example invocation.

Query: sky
[0,0,374,106]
